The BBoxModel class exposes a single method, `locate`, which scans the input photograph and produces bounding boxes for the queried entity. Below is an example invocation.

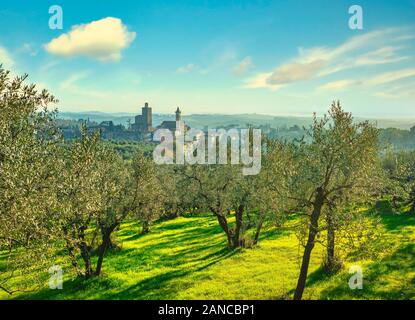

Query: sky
[0,0,414,117]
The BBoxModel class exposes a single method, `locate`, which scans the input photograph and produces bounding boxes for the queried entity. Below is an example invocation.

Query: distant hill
[181,114,310,129]
[58,111,415,130]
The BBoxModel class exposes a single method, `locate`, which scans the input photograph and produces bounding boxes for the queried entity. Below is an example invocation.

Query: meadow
[1,205,414,300]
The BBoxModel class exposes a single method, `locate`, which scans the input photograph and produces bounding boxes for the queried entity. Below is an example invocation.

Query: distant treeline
[379,127,415,150]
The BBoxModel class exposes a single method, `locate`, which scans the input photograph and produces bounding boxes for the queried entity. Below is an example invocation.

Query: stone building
[157,107,190,133]
[131,104,190,138]
[132,102,153,134]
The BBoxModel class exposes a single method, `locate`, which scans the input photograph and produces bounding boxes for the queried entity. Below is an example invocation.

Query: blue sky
[0,0,414,117]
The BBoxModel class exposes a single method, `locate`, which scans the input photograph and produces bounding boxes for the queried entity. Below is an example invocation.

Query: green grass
[1,209,414,300]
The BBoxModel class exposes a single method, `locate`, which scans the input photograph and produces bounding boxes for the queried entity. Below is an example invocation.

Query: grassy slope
[1,210,414,300]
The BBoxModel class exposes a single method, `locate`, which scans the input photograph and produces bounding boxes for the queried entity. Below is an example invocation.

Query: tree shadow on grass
[259,228,293,241]
[100,225,230,276]
[119,217,220,243]
[18,245,238,300]
[378,213,415,233]
[285,265,332,299]
[313,243,415,300]
[105,247,239,299]
[16,215,291,300]
[284,211,415,300]
[367,200,415,232]
[153,218,209,231]
[15,275,126,300]
[17,216,239,300]
[115,217,199,238]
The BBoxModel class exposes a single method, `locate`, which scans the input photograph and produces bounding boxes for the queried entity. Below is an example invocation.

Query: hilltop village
[59,103,190,141]
[57,104,415,150]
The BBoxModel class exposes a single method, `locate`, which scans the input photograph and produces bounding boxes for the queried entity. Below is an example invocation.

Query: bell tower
[175,107,181,121]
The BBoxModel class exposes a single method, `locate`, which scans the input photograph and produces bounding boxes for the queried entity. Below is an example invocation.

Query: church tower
[142,102,152,132]
[175,107,181,121]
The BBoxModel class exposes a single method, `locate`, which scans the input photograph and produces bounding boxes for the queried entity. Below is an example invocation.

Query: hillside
[2,207,414,300]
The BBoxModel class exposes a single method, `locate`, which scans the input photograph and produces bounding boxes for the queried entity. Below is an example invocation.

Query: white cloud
[319,46,409,76]
[232,56,254,76]
[244,60,325,90]
[318,68,415,92]
[374,81,415,99]
[246,27,413,91]
[0,45,14,69]
[318,79,361,91]
[367,68,415,86]
[176,63,197,73]
[352,46,408,66]
[267,60,323,85]
[243,72,285,91]
[374,91,414,99]
[45,17,136,61]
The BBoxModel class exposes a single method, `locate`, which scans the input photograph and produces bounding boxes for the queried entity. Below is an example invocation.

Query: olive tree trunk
[95,224,118,276]
[325,213,336,272]
[294,188,324,300]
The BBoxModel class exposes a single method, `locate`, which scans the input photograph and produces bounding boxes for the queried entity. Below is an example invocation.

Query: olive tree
[179,164,239,247]
[179,162,279,248]
[268,102,380,300]
[59,133,162,277]
[0,68,61,293]
[383,150,415,213]
[132,153,164,234]
[58,127,115,277]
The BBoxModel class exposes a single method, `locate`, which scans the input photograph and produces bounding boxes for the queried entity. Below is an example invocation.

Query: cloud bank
[245,27,414,91]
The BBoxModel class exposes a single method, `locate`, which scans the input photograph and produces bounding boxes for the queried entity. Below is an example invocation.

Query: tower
[142,102,152,132]
[175,107,181,121]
